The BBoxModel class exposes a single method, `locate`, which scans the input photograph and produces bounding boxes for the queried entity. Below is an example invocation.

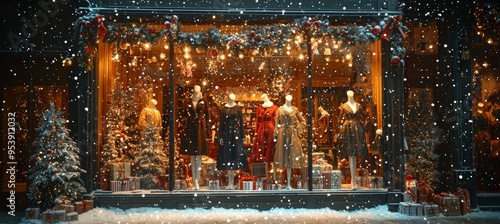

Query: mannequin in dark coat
[180,85,210,190]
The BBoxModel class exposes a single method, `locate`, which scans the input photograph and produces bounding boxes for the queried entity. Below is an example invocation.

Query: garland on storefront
[73,12,408,71]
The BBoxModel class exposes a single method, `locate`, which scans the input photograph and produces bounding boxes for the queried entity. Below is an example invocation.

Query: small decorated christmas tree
[28,103,86,211]
[405,90,443,187]
[134,123,167,189]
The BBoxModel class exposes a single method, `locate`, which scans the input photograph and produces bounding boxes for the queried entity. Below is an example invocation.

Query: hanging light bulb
[143,42,151,50]
[159,52,166,60]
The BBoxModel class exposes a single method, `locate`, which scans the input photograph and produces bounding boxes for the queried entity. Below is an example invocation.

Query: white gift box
[208,179,220,190]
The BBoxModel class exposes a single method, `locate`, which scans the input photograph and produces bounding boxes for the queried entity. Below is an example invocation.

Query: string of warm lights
[70,13,408,71]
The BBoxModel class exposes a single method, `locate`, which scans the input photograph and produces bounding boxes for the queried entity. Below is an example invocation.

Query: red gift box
[83,199,94,212]
[74,201,84,214]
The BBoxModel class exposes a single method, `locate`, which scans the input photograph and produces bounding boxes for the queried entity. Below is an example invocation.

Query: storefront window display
[72,8,406,193]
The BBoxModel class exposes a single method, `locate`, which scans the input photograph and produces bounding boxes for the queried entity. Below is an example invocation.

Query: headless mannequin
[346,90,358,189]
[273,94,294,190]
[261,93,274,108]
[221,93,237,189]
[191,85,203,190]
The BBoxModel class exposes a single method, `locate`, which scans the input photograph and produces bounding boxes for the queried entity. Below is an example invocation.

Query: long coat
[180,97,210,155]
[337,103,368,157]
[216,105,248,170]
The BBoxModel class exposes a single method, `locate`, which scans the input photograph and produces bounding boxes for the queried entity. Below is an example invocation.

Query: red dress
[251,105,278,163]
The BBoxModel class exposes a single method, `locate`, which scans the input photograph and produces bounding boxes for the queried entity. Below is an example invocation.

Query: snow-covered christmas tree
[101,77,145,166]
[28,103,86,211]
[134,123,168,189]
[405,90,443,187]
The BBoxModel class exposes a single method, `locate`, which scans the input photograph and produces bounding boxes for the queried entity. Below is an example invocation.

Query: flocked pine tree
[101,80,127,165]
[405,90,443,187]
[134,123,167,189]
[101,77,146,166]
[28,103,86,211]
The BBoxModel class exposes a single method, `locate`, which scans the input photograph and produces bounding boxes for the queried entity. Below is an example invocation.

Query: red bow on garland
[380,14,407,41]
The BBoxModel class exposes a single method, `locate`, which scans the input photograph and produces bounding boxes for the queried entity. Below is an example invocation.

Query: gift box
[239,176,256,190]
[111,180,129,192]
[312,175,324,189]
[368,176,383,189]
[241,181,256,190]
[398,202,424,216]
[251,162,268,177]
[403,192,412,202]
[323,170,342,189]
[128,177,141,190]
[83,199,94,212]
[25,208,40,220]
[74,201,84,214]
[109,161,131,181]
[66,211,79,221]
[441,196,461,216]
[157,175,168,190]
[355,176,368,188]
[423,204,440,217]
[99,167,110,191]
[62,204,75,213]
[208,179,220,190]
[263,178,278,190]
[43,210,67,223]
[454,187,471,215]
[174,179,188,190]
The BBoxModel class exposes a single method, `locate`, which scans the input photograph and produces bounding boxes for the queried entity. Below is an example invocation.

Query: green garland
[74,13,408,71]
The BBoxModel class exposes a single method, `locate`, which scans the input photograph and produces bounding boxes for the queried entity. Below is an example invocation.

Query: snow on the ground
[19,205,500,224]
[21,206,500,224]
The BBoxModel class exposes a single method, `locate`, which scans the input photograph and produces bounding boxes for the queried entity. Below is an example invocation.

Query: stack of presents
[399,175,471,217]
[97,154,386,191]
[24,196,94,223]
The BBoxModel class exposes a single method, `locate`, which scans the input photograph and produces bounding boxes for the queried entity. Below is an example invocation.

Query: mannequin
[261,94,274,108]
[316,106,331,145]
[217,93,248,189]
[337,90,368,189]
[139,99,162,135]
[180,85,209,190]
[251,93,278,164]
[273,94,305,190]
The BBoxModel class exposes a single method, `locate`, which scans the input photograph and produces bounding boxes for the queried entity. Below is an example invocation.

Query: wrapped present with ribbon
[74,201,84,214]
[157,175,168,190]
[109,161,131,181]
[441,195,461,216]
[25,208,40,220]
[355,176,368,188]
[423,203,440,217]
[322,170,342,189]
[128,177,141,190]
[399,202,424,216]
[369,176,383,189]
[83,199,94,212]
[242,181,256,190]
[99,167,110,191]
[262,177,278,190]
[312,175,324,189]
[208,179,220,190]
[66,211,79,221]
[417,180,434,204]
[43,210,67,223]
[454,187,471,215]
[67,204,75,213]
[239,176,256,190]
[404,187,417,202]
[111,180,126,192]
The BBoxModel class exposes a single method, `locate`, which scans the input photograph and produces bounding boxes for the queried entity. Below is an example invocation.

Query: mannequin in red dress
[251,94,278,164]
